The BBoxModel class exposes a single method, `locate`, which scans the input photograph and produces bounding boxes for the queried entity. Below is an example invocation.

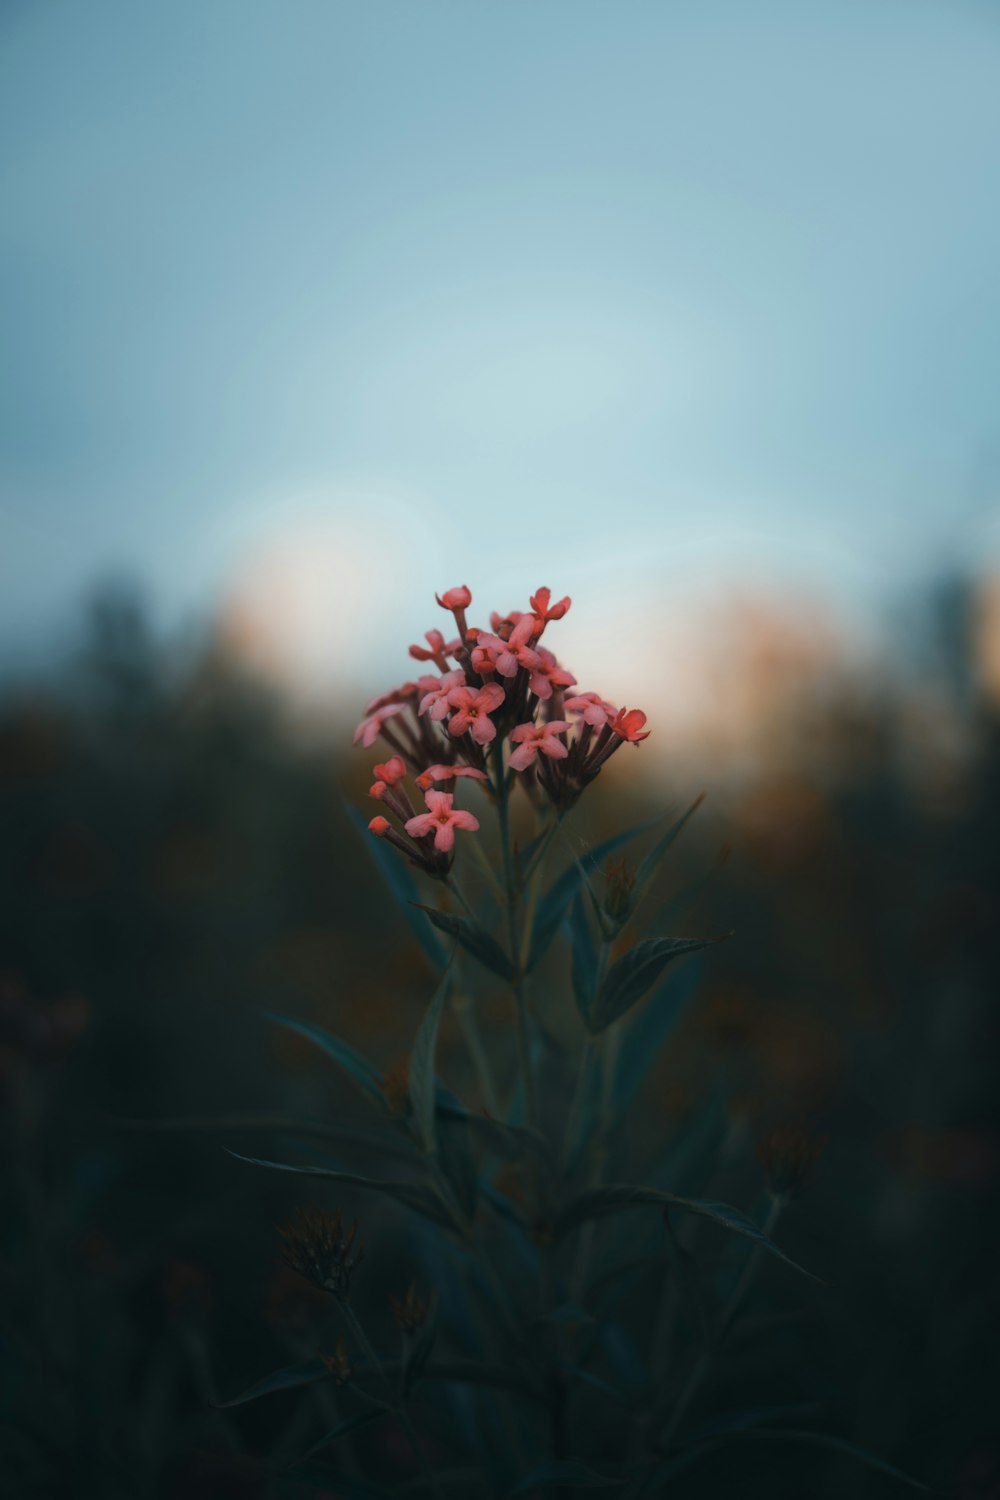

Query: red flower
[436,586,472,611]
[473,616,540,678]
[368,816,392,837]
[528,647,577,701]
[530,587,571,628]
[611,708,650,743]
[418,670,466,721]
[446,682,505,744]
[405,790,480,853]
[564,692,618,728]
[415,764,489,791]
[354,702,406,748]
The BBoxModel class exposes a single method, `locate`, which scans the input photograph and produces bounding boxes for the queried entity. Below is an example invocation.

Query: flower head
[436,585,472,611]
[528,647,577,701]
[474,615,540,678]
[279,1208,364,1298]
[611,707,650,744]
[354,702,406,748]
[565,692,618,728]
[409,628,457,667]
[368,815,392,836]
[405,790,480,853]
[508,720,569,772]
[446,681,505,743]
[530,587,571,629]
[372,756,407,786]
[418,669,466,720]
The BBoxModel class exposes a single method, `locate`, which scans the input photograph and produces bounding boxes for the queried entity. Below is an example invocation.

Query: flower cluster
[356,585,649,874]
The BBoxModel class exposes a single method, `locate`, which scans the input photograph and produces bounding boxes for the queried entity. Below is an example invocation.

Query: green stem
[340,1301,445,1500]
[495,745,537,1136]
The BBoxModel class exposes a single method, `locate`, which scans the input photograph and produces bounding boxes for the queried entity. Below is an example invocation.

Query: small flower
[418,669,466,720]
[368,815,392,836]
[405,790,481,853]
[436,585,472,611]
[508,720,570,772]
[321,1337,353,1385]
[279,1208,364,1297]
[390,1280,428,1333]
[474,615,540,678]
[611,707,650,743]
[373,756,407,785]
[530,587,571,627]
[354,702,406,749]
[528,647,577,701]
[415,764,489,791]
[409,629,460,667]
[565,691,618,728]
[446,681,505,744]
[363,682,418,715]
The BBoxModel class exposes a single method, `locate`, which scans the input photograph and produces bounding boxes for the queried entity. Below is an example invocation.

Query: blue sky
[1,0,999,681]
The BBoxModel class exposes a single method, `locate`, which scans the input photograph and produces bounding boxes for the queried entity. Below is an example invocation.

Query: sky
[1,0,999,696]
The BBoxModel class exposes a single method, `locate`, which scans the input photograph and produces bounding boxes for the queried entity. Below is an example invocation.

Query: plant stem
[340,1301,445,1500]
[495,744,537,1136]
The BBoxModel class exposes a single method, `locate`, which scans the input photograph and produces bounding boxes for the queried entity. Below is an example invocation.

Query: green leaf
[660,1429,929,1491]
[528,819,660,970]
[401,1291,439,1398]
[436,1094,550,1165]
[226,1152,456,1229]
[607,795,704,935]
[216,1357,330,1408]
[554,1184,819,1281]
[412,904,514,980]
[118,1112,421,1165]
[295,1407,386,1464]
[591,936,727,1034]
[266,1013,387,1109]
[615,960,703,1109]
[408,970,452,1152]
[569,891,597,1024]
[436,1111,480,1220]
[345,800,446,971]
[505,1460,626,1495]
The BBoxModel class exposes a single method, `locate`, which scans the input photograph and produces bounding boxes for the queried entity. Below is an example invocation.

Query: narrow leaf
[554,1184,820,1281]
[660,1429,929,1492]
[227,1152,456,1229]
[569,891,597,1024]
[408,970,452,1152]
[402,1292,439,1397]
[614,960,703,1109]
[505,1460,625,1495]
[266,1013,386,1109]
[613,795,704,933]
[528,819,660,970]
[217,1358,329,1408]
[295,1407,386,1464]
[591,936,726,1034]
[345,800,446,970]
[413,904,514,980]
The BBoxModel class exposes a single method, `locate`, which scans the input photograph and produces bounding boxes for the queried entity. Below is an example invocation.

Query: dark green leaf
[401,1292,439,1397]
[591,936,727,1034]
[413,904,513,980]
[436,1094,550,1165]
[608,795,704,935]
[505,1460,626,1495]
[554,1185,819,1281]
[615,960,703,1109]
[569,891,597,1024]
[118,1112,420,1165]
[660,1428,929,1492]
[528,819,660,970]
[266,1013,386,1109]
[295,1407,386,1464]
[227,1152,456,1229]
[436,1112,480,1220]
[408,970,452,1152]
[345,800,446,971]
[216,1358,329,1408]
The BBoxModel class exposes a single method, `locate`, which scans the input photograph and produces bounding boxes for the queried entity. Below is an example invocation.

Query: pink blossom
[436,586,472,611]
[528,647,577,701]
[363,682,418,716]
[508,720,570,772]
[372,756,407,785]
[564,692,618,728]
[409,629,453,667]
[354,702,406,748]
[415,764,489,791]
[446,681,505,744]
[418,669,466,721]
[405,790,480,853]
[474,616,540,678]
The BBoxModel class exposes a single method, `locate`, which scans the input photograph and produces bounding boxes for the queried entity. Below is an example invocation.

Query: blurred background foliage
[1,577,996,1497]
